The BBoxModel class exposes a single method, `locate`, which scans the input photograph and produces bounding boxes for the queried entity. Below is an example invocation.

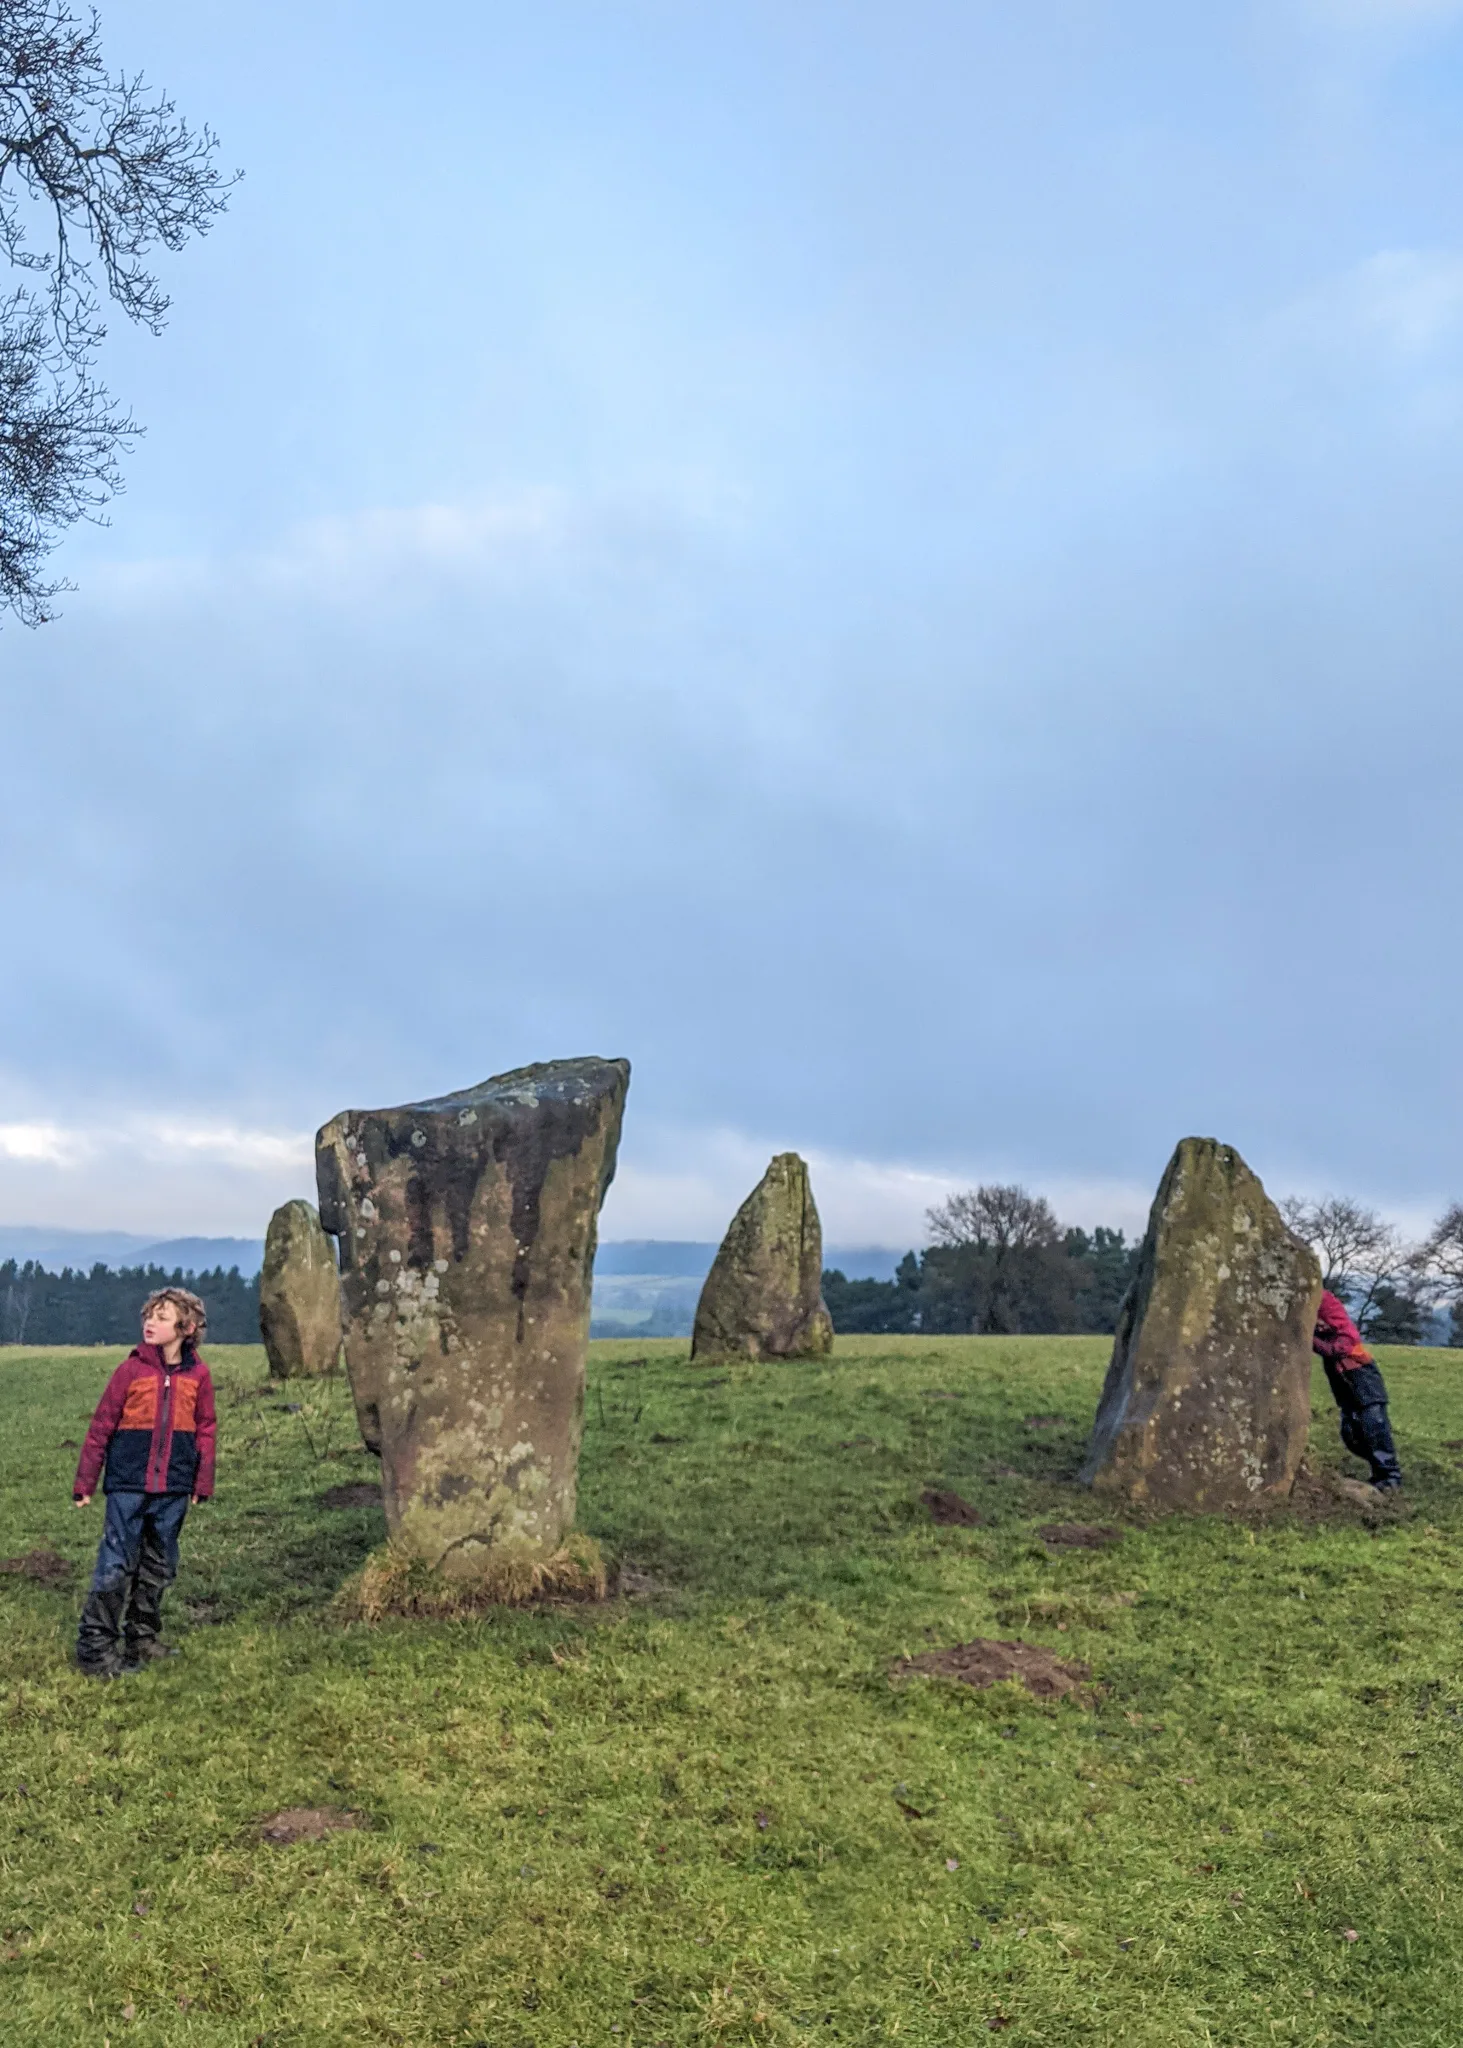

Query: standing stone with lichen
[315,1057,629,1579]
[691,1152,834,1362]
[259,1198,342,1378]
[1079,1136,1321,1510]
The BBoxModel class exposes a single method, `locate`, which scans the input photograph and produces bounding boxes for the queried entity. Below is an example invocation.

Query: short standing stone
[691,1152,834,1361]
[315,1057,629,1577]
[258,1199,342,1379]
[1079,1136,1321,1509]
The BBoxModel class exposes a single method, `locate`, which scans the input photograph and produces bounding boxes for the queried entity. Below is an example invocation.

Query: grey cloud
[6,0,1463,1234]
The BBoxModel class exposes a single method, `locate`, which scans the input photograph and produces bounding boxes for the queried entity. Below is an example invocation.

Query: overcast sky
[4,0,1463,1247]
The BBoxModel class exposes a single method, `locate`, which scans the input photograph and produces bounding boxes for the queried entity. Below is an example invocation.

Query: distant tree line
[0,1262,260,1347]
[825,1184,1463,1345]
[8,1184,1461,1350]
[823,1186,1140,1337]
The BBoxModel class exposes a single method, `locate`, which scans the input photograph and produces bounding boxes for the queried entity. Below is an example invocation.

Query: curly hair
[140,1285,208,1337]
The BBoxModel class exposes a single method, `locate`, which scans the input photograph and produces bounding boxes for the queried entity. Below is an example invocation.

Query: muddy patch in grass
[184,1597,229,1626]
[1024,1415,1068,1430]
[0,1547,76,1587]
[615,1562,672,1600]
[895,1637,1091,1700]
[319,1482,382,1511]
[922,1487,984,1526]
[1275,1465,1408,1526]
[1039,1523,1122,1549]
[257,1806,362,1846]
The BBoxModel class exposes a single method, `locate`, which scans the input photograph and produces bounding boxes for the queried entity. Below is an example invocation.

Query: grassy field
[2,1335,1462,2047]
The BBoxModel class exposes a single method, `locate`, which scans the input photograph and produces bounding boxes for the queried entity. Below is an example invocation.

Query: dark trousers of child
[76,1490,189,1674]
[1323,1360,1403,1489]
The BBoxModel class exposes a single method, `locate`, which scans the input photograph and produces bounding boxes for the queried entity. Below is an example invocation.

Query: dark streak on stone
[315,1145,350,1261]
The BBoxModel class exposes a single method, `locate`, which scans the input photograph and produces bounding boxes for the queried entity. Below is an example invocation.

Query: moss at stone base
[334,1531,607,1621]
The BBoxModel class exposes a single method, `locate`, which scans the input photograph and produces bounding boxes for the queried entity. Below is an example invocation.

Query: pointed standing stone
[258,1199,342,1378]
[691,1152,834,1361]
[1079,1137,1321,1509]
[315,1057,629,1578]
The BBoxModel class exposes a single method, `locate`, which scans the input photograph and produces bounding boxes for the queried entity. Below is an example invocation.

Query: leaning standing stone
[691,1152,834,1361]
[258,1199,342,1378]
[315,1058,629,1578]
[1079,1136,1320,1509]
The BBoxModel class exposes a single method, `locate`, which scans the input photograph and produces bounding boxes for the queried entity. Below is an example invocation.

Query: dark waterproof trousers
[1323,1360,1403,1489]
[76,1490,189,1672]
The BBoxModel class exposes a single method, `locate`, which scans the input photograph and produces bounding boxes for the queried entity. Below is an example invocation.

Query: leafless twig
[0,2,235,620]
[1280,1194,1430,1330]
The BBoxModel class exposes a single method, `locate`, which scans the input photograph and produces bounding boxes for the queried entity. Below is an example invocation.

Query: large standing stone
[691,1152,834,1361]
[315,1057,629,1577]
[258,1199,342,1378]
[1079,1137,1321,1509]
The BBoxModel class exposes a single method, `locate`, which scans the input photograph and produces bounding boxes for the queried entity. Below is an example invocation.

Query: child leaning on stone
[72,1286,216,1678]
[1313,1288,1403,1495]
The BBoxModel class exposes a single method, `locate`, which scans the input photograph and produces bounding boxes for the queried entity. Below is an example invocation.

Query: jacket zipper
[154,1370,173,1489]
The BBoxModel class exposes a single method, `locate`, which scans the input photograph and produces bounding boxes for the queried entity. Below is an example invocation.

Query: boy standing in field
[1313,1288,1403,1495]
[72,1286,216,1678]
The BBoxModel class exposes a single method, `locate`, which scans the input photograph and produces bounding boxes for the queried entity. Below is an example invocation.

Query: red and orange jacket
[1313,1290,1375,1373]
[73,1343,216,1498]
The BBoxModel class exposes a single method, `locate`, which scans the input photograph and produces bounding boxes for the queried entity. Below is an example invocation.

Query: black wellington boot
[123,1546,176,1669]
[76,1580,129,1677]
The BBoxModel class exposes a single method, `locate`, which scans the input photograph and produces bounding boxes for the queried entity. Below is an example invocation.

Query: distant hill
[0,1226,156,1269]
[822,1247,907,1284]
[136,1237,265,1276]
[0,1232,904,1336]
[595,1241,718,1277]
[588,1241,909,1338]
[595,1240,906,1281]
[0,1227,265,1275]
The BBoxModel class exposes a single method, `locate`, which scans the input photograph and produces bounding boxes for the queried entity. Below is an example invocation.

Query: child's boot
[1355,1400,1403,1491]
[76,1581,128,1677]
[123,1510,181,1668]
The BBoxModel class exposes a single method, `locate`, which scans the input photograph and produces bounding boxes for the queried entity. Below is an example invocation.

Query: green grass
[2,1335,1462,2046]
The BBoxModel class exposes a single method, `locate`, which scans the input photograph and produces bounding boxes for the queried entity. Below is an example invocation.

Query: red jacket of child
[74,1342,216,1498]
[1312,1290,1374,1372]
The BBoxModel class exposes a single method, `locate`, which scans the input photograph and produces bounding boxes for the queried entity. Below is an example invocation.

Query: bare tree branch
[926,1183,1061,1253]
[1280,1193,1427,1331]
[0,1,234,621]
[0,285,125,620]
[1424,1204,1463,1284]
[1420,1203,1463,1318]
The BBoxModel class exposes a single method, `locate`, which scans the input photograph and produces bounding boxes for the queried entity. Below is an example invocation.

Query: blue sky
[4,0,1463,1244]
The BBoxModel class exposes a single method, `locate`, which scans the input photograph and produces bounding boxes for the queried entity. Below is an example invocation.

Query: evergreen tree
[0,1260,260,1345]
[821,1203,1142,1339]
[821,1252,922,1334]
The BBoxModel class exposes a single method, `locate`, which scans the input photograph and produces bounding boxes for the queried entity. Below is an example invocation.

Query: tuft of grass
[337,1531,608,1621]
[3,1332,1463,2044]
